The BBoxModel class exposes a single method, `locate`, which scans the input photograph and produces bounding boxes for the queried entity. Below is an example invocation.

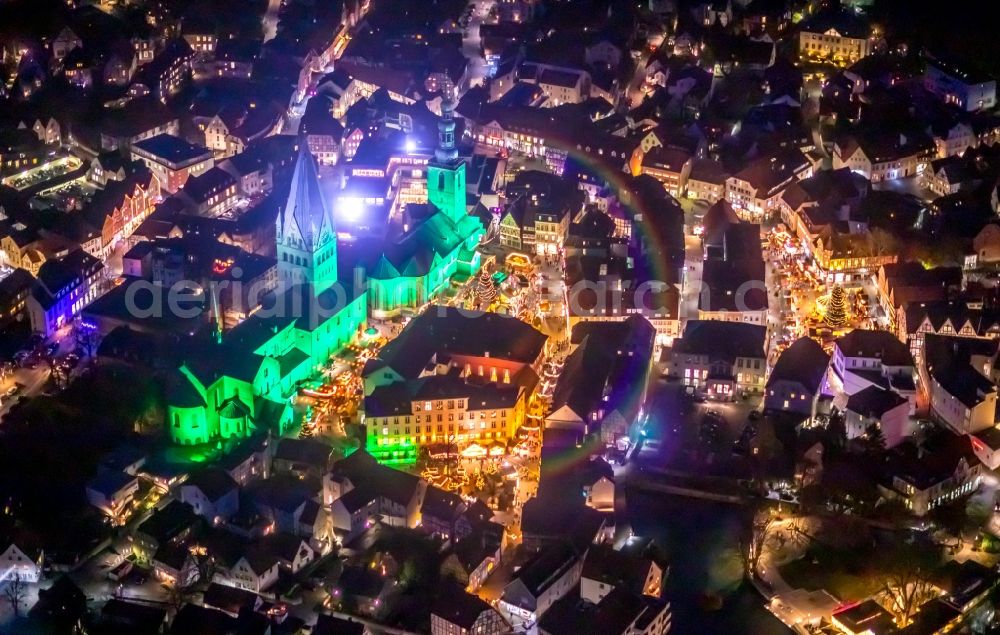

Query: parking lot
[2,156,82,191]
[0,325,88,417]
[639,378,762,478]
[31,176,98,211]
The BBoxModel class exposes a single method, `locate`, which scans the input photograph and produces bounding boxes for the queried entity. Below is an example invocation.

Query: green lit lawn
[161,443,225,465]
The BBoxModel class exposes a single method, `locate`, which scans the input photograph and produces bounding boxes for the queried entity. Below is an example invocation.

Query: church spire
[435,88,458,164]
[277,139,338,293]
[281,139,334,248]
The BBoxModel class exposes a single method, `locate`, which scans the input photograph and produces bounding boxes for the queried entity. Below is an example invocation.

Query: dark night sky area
[871,0,1000,75]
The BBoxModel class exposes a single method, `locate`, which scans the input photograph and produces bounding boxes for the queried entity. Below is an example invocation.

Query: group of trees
[740,503,946,629]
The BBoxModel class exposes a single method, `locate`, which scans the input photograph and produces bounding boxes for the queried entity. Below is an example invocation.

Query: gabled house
[226,550,280,593]
[420,485,467,541]
[439,529,502,592]
[764,337,830,418]
[877,263,961,336]
[539,586,671,635]
[335,565,391,617]
[26,248,104,337]
[666,320,768,400]
[248,474,318,535]
[833,133,933,183]
[202,581,263,616]
[499,541,583,631]
[923,333,999,435]
[28,576,87,631]
[219,147,275,198]
[431,587,510,635]
[725,149,812,222]
[329,477,418,538]
[898,300,1000,366]
[179,468,240,524]
[831,329,916,410]
[580,543,663,603]
[79,166,160,258]
[1,541,44,583]
[844,385,911,448]
[879,429,983,516]
[272,437,332,479]
[86,470,140,521]
[546,316,655,443]
[260,532,315,574]
[300,95,344,165]
[131,500,201,563]
[152,542,199,587]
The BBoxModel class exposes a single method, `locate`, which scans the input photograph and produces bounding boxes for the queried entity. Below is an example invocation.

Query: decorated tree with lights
[825,284,848,328]
[476,268,497,308]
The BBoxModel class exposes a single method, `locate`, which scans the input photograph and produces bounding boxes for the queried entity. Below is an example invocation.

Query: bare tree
[3,573,27,618]
[193,552,217,588]
[877,567,938,628]
[739,507,777,579]
[874,540,943,628]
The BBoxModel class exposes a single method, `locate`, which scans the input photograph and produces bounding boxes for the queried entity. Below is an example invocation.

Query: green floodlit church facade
[367,94,485,318]
[165,100,486,445]
[166,142,367,445]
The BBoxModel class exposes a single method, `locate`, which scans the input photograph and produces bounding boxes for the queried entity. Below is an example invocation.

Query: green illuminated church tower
[277,140,338,294]
[427,92,466,224]
[165,142,368,447]
[365,90,484,318]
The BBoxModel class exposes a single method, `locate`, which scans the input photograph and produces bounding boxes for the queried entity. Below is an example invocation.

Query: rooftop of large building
[924,333,998,408]
[132,134,212,167]
[672,320,767,361]
[367,306,547,380]
[835,329,914,367]
[766,337,830,392]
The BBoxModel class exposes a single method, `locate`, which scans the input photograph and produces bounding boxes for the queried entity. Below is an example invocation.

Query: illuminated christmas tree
[476,269,497,307]
[825,284,848,328]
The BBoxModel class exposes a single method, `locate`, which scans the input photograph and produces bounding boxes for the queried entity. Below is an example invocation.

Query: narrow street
[460,0,494,88]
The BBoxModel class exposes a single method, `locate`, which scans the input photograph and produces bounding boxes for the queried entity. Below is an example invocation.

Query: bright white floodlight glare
[338,197,364,221]
[405,138,417,153]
